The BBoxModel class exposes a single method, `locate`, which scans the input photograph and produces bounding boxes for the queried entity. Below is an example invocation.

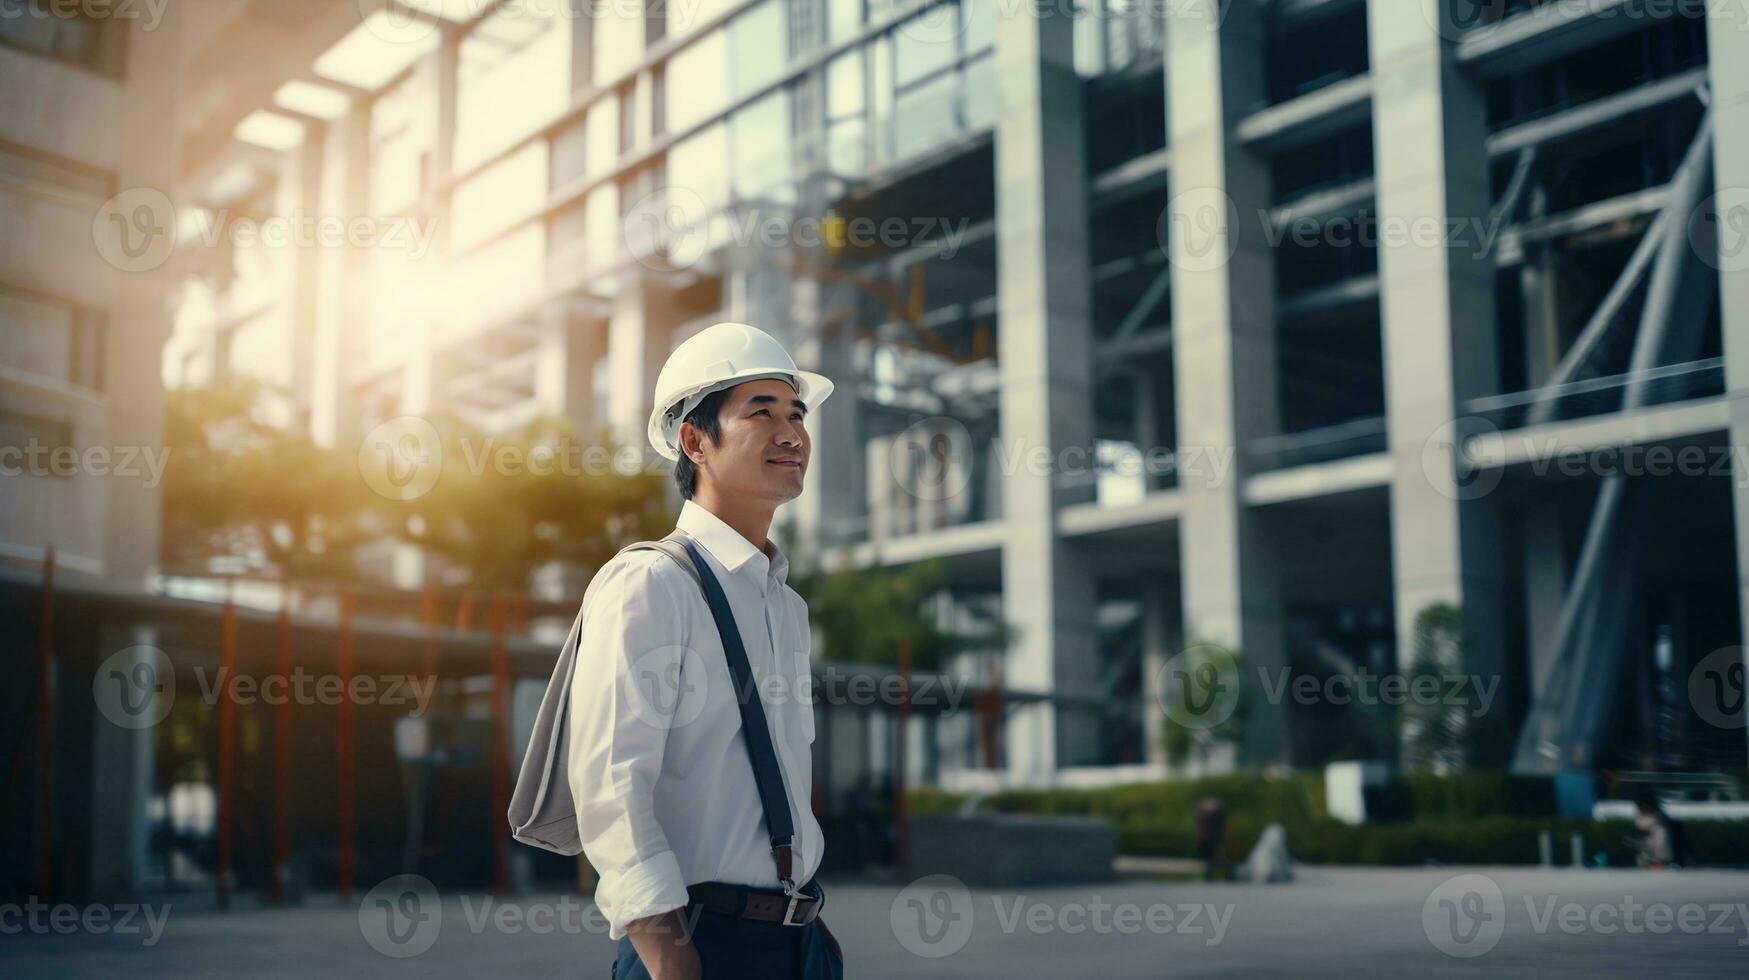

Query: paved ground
[4,866,1746,978]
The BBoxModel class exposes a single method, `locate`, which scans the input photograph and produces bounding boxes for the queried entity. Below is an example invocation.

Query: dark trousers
[611,899,843,980]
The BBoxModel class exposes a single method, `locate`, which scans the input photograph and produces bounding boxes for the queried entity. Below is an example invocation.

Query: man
[568,322,842,979]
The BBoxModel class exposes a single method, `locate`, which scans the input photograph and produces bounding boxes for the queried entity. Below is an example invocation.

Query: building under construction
[4,0,1749,900]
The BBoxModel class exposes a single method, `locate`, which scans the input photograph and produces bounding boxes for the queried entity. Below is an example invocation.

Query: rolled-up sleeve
[567,554,693,940]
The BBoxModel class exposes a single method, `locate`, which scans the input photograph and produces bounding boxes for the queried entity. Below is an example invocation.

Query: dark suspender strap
[650,532,799,895]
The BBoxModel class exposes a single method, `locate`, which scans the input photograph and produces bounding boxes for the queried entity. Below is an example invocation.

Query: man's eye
[754,409,769,416]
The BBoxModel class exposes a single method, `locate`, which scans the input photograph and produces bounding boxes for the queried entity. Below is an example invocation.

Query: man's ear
[678,421,705,464]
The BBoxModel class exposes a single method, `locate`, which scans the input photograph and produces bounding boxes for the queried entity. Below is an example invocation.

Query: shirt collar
[676,499,789,591]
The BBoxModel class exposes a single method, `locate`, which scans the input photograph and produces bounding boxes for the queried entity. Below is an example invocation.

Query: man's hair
[673,386,731,500]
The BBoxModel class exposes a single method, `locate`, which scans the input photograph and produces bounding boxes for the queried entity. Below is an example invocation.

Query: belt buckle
[779,880,817,927]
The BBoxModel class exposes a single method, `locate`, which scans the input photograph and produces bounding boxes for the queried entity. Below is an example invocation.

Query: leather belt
[687,880,824,927]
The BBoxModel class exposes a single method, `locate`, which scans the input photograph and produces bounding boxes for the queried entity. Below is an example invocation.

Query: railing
[1462,357,1724,432]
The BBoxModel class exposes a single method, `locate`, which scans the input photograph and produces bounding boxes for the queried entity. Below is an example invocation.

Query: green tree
[787,555,1013,669]
[161,380,369,580]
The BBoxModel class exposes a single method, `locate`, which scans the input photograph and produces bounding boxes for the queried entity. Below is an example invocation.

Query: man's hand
[625,909,701,980]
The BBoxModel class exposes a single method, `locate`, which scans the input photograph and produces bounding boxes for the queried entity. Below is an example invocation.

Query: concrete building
[0,0,215,586]
[144,0,1749,798]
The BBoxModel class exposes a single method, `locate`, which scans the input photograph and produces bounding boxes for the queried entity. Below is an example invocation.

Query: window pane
[964,54,995,131]
[963,0,993,55]
[668,0,739,41]
[894,5,957,87]
[892,70,956,160]
[457,5,569,171]
[371,76,433,215]
[666,30,729,134]
[669,123,730,213]
[592,0,645,83]
[451,141,549,253]
[731,91,792,201]
[586,99,620,179]
[827,0,862,43]
[729,0,787,98]
[827,49,864,119]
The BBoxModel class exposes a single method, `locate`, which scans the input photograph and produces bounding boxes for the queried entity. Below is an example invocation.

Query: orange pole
[337,591,356,900]
[273,581,293,903]
[216,581,238,909]
[489,596,511,893]
[35,547,56,900]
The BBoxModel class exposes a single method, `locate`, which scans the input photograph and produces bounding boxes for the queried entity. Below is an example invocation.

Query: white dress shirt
[568,498,823,940]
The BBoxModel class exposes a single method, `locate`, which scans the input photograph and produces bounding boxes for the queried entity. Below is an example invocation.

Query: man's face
[685,378,810,502]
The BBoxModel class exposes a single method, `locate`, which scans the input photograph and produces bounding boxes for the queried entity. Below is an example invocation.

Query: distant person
[1631,793,1692,868]
[1196,797,1228,882]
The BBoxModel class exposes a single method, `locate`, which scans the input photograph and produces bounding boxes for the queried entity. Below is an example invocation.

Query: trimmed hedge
[907,774,1749,867]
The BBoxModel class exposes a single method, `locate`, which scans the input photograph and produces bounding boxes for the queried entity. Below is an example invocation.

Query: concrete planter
[906,813,1118,887]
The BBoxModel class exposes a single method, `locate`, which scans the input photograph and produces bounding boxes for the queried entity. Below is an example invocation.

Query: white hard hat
[647,321,835,462]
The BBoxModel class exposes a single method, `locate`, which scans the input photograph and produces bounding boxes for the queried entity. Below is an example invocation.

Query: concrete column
[536,303,604,436]
[1164,2,1288,765]
[88,624,158,896]
[1141,574,1179,767]
[789,278,862,557]
[1523,500,1567,696]
[994,5,1099,776]
[278,135,325,428]
[607,273,673,452]
[312,105,371,447]
[1708,17,1749,751]
[1368,0,1508,693]
[94,10,187,585]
